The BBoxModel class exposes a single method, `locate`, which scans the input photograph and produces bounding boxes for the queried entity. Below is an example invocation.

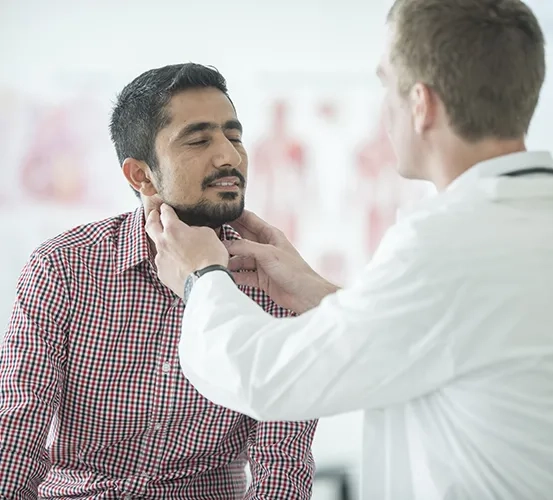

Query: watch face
[183,274,197,304]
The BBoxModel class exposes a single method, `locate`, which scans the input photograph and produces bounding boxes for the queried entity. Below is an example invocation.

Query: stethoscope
[501,167,553,177]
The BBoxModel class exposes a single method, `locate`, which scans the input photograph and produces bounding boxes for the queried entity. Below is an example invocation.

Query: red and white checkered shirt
[0,207,317,499]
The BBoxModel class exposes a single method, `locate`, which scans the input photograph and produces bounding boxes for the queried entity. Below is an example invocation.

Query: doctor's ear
[410,82,437,135]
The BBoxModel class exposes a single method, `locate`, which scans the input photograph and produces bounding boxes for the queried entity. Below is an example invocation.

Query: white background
[1,0,552,494]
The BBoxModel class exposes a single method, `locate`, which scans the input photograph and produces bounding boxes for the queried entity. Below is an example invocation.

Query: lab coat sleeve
[179,228,455,421]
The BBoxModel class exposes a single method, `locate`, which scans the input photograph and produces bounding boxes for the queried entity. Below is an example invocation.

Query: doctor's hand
[146,204,229,299]
[226,210,339,313]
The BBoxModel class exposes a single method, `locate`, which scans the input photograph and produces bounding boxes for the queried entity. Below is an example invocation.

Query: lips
[202,169,246,190]
[207,176,241,188]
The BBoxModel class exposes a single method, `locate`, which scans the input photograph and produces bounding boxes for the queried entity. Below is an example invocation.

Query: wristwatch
[183,264,236,305]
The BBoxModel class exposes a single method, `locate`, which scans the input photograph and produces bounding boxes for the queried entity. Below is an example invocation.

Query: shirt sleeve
[0,252,70,499]
[178,224,455,421]
[245,419,317,500]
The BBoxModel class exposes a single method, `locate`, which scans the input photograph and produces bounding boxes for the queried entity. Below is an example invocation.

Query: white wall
[1,0,552,492]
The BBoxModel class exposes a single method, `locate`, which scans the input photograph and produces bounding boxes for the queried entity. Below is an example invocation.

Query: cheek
[157,160,203,204]
[239,150,249,178]
[382,101,393,138]
[382,95,399,149]
[386,95,412,150]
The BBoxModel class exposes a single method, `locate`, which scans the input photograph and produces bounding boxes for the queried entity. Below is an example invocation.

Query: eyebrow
[175,119,243,142]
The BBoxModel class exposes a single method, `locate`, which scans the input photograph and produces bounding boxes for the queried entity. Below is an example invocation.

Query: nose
[212,135,243,169]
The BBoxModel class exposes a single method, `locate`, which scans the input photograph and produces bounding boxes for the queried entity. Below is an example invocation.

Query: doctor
[146,0,553,498]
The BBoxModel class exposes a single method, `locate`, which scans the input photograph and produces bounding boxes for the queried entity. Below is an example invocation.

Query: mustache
[202,168,246,190]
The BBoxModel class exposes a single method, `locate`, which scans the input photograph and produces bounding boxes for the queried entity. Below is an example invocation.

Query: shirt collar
[115,207,242,275]
[115,207,151,275]
[448,150,553,193]
[399,150,553,219]
[220,224,242,241]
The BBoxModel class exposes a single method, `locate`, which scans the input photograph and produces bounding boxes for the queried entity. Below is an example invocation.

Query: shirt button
[161,362,171,373]
[141,472,150,479]
[153,422,162,431]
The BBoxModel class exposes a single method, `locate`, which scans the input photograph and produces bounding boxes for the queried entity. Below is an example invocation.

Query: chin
[170,195,245,229]
[217,192,242,202]
[396,162,420,180]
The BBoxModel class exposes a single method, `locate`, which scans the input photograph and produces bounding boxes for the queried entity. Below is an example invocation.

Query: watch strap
[194,264,236,284]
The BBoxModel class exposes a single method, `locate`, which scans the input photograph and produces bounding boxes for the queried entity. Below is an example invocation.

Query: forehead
[377,24,397,79]
[382,25,396,65]
[165,87,237,127]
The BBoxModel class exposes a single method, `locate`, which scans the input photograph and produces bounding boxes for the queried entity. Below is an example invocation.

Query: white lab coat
[180,151,553,499]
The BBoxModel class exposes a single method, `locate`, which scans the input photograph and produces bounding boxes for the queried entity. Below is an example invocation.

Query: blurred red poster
[252,100,308,243]
[354,109,400,255]
[19,101,88,204]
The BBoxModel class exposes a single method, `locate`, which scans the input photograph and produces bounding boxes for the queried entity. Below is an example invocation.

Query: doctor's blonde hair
[387,0,546,142]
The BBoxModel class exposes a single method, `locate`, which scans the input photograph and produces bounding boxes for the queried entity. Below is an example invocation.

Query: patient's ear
[122,158,158,196]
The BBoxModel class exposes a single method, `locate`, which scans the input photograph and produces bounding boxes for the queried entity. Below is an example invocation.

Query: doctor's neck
[428,136,527,191]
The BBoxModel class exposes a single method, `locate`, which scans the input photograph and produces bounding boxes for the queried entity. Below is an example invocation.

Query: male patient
[0,63,317,499]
